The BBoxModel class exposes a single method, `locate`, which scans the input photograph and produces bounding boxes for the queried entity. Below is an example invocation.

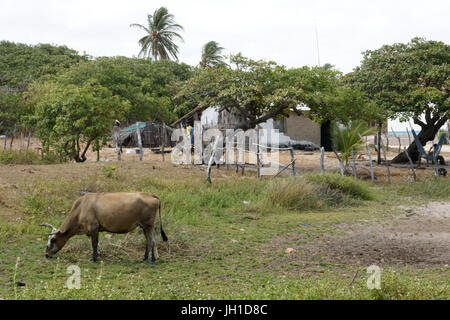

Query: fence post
[26,129,34,150]
[4,130,8,150]
[9,124,16,151]
[256,131,261,179]
[332,147,345,176]
[320,147,325,174]
[366,142,375,183]
[207,137,219,183]
[380,138,391,184]
[390,127,401,153]
[289,147,296,176]
[351,150,357,179]
[136,122,143,161]
[19,130,23,153]
[404,146,416,182]
[161,122,165,162]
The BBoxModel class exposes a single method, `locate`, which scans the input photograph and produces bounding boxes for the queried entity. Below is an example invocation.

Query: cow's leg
[152,231,159,259]
[90,230,99,263]
[142,227,151,261]
[149,227,156,265]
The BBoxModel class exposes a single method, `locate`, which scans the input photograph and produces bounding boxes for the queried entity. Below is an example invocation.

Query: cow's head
[40,224,66,258]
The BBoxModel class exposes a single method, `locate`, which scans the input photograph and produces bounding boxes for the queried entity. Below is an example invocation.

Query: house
[171,107,321,147]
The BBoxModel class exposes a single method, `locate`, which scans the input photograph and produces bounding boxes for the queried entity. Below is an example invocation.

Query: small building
[171,107,321,146]
[117,121,173,148]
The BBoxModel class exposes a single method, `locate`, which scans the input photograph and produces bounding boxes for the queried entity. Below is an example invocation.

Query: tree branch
[413,118,426,128]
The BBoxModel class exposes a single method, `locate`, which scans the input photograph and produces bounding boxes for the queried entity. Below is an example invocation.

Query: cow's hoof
[149,261,155,266]
[89,258,97,263]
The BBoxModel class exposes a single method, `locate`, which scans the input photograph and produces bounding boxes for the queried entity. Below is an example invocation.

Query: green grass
[0,150,62,165]
[0,168,448,300]
[394,178,450,199]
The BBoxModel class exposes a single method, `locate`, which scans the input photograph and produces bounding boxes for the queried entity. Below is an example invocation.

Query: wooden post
[432,155,439,178]
[320,147,325,174]
[380,138,391,184]
[235,142,239,173]
[136,122,143,161]
[161,122,165,162]
[366,143,375,183]
[377,122,381,164]
[270,159,297,180]
[390,127,401,153]
[26,129,34,150]
[351,150,357,179]
[4,130,8,150]
[289,147,296,176]
[207,137,219,183]
[113,126,121,161]
[256,131,261,179]
[404,146,416,182]
[332,148,345,176]
[385,134,389,153]
[9,124,16,151]
[19,130,23,153]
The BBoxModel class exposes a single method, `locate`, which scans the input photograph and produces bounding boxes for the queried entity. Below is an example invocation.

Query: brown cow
[40,192,167,265]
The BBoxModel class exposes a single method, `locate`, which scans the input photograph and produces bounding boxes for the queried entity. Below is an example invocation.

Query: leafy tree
[347,38,449,162]
[29,80,128,162]
[50,57,192,123]
[0,41,87,131]
[175,54,375,132]
[130,7,184,61]
[0,41,87,90]
[199,41,226,68]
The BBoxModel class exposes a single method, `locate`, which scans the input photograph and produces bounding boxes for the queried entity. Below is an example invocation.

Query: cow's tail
[158,200,168,242]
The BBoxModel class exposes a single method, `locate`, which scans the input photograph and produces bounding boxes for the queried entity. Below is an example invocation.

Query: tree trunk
[320,120,333,151]
[391,118,446,163]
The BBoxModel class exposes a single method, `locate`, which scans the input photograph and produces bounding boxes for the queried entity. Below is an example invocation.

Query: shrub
[396,178,450,199]
[305,173,375,201]
[0,150,64,165]
[265,177,323,211]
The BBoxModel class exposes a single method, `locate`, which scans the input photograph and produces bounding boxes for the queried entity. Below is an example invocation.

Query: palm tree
[130,7,184,61]
[331,120,377,166]
[199,41,226,68]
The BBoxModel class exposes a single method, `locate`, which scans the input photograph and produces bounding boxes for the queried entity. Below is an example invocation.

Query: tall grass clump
[0,150,63,165]
[305,173,375,201]
[265,174,375,211]
[396,178,450,199]
[265,177,322,211]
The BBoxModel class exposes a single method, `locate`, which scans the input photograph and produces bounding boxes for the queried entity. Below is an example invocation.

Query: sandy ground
[301,202,450,268]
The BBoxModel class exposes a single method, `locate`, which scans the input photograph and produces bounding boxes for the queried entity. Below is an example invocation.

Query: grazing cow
[40,192,167,265]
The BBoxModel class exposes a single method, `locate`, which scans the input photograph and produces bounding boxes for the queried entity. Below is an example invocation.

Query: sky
[1,0,449,74]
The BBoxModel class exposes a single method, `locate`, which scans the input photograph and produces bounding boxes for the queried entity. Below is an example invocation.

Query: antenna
[314,20,321,67]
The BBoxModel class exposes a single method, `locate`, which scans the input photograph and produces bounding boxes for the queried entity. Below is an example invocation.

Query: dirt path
[303,202,450,268]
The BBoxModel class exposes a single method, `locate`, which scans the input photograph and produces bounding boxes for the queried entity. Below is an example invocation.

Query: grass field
[0,154,449,300]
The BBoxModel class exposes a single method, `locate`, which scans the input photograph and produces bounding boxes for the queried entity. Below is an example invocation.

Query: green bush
[264,174,374,211]
[305,173,375,201]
